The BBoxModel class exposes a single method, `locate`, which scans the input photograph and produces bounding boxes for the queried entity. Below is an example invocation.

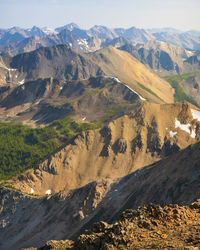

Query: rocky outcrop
[10,45,104,82]
[0,76,140,124]
[2,139,200,249]
[120,40,200,76]
[39,200,200,249]
[11,102,200,196]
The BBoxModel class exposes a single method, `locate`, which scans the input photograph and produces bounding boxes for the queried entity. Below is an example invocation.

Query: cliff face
[1,140,200,249]
[10,45,104,82]
[12,102,200,195]
[0,180,112,250]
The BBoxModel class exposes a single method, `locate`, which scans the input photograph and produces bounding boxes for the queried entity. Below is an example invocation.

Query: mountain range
[0,22,200,250]
[1,23,200,55]
[1,23,200,79]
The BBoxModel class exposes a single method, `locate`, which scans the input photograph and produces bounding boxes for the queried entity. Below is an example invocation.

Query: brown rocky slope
[1,45,174,104]
[1,139,200,249]
[11,102,200,196]
[181,73,200,106]
[0,76,141,125]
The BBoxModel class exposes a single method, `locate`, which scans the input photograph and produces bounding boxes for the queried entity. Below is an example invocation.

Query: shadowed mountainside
[1,139,200,249]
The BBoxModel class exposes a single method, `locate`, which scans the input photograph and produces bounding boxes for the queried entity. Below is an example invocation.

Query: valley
[0,21,200,249]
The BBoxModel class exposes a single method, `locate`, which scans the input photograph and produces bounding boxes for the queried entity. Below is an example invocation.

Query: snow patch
[42,27,57,35]
[77,39,89,48]
[175,118,196,138]
[3,66,17,72]
[175,119,191,134]
[30,188,34,194]
[191,127,196,139]
[46,189,51,195]
[19,79,25,85]
[104,76,121,83]
[104,76,145,101]
[124,84,146,101]
[191,109,200,122]
[169,131,177,138]
[60,81,68,90]
[8,68,17,72]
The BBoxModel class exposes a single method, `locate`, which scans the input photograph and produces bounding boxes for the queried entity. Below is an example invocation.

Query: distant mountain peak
[41,26,56,35]
[55,22,80,33]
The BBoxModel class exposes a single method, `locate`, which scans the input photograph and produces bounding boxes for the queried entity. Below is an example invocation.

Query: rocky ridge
[0,45,174,105]
[120,40,200,76]
[10,102,200,195]
[1,137,200,249]
[39,200,200,249]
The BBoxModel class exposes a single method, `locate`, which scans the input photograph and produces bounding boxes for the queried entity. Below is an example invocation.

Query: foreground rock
[39,200,200,249]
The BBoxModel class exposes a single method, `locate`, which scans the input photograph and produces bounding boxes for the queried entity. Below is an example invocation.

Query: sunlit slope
[91,46,174,103]
[11,102,200,195]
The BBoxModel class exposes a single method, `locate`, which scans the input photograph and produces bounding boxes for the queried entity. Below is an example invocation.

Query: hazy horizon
[1,0,200,31]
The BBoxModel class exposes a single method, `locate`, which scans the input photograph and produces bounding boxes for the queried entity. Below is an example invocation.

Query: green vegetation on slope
[99,104,132,124]
[0,118,98,180]
[136,82,164,102]
[164,72,200,108]
[0,104,131,180]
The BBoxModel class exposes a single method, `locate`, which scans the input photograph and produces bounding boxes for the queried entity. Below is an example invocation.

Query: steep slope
[181,73,200,105]
[119,26,154,43]
[3,45,174,104]
[1,139,200,249]
[10,45,103,81]
[41,201,200,249]
[55,23,80,33]
[102,36,133,49]
[0,55,24,85]
[120,40,200,76]
[0,181,112,250]
[2,29,101,56]
[153,32,200,50]
[164,73,200,108]
[0,76,141,125]
[11,102,200,195]
[88,25,117,40]
[0,26,47,48]
[4,34,60,56]
[0,27,28,47]
[91,46,174,103]
[1,24,200,56]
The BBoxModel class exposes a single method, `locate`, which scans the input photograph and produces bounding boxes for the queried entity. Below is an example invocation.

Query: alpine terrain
[0,21,200,250]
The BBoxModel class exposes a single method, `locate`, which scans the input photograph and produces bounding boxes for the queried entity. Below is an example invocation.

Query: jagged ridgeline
[1,139,200,249]
[0,23,200,249]
[8,102,200,196]
[0,74,146,180]
[0,46,199,185]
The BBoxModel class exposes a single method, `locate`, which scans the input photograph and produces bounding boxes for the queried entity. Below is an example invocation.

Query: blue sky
[1,0,200,30]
